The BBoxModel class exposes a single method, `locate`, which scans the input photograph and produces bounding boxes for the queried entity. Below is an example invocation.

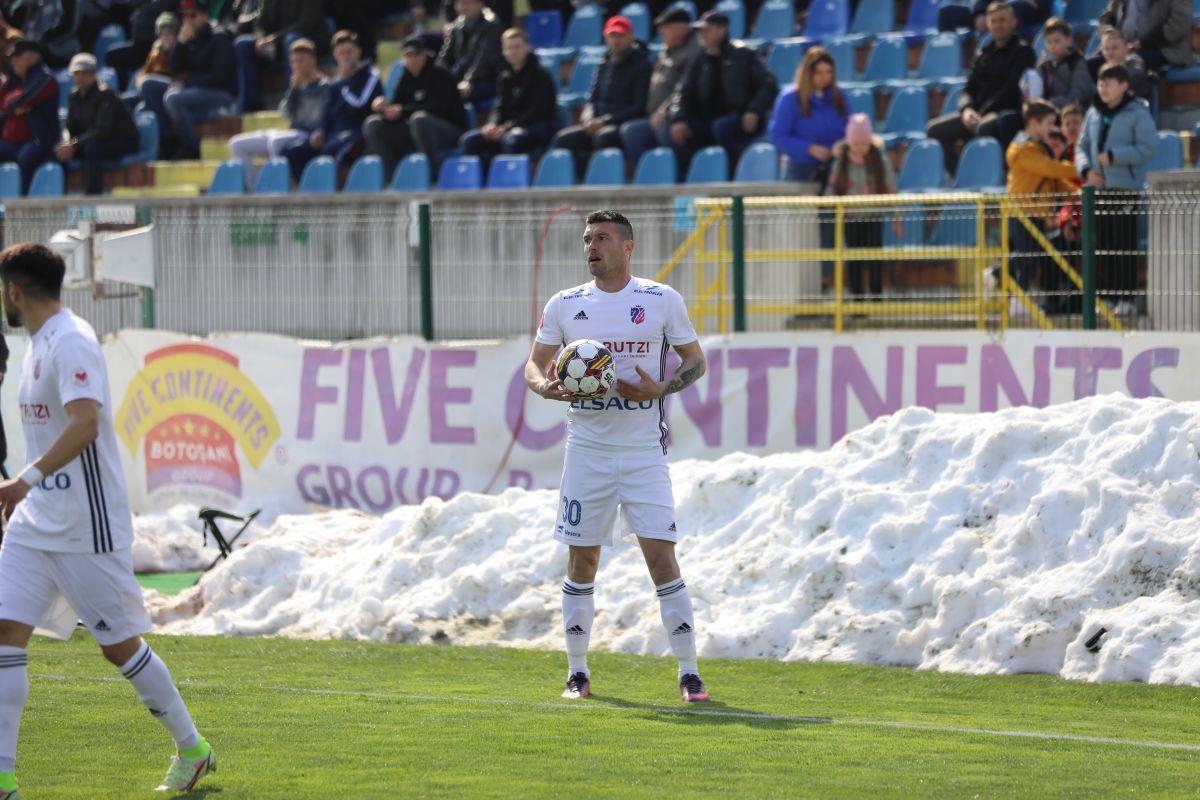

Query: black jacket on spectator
[584,41,652,126]
[255,0,330,54]
[65,81,138,146]
[1099,0,1193,68]
[669,39,778,124]
[390,62,470,129]
[960,35,1036,117]
[489,55,557,129]
[169,22,238,96]
[437,8,503,104]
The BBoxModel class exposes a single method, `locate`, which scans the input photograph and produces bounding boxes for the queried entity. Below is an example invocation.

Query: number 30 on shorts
[561,496,582,526]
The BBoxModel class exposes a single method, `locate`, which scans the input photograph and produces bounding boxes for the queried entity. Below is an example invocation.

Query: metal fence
[2,177,1197,340]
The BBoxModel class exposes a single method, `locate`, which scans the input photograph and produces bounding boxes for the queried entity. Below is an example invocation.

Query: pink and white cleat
[680,673,709,702]
[562,672,591,699]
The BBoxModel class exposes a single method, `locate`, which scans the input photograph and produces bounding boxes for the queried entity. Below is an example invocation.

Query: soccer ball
[556,339,617,399]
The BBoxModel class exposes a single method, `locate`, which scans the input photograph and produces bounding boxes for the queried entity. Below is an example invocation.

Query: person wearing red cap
[549,15,651,178]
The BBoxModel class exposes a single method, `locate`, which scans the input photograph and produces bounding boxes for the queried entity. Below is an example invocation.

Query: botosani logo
[115,343,281,498]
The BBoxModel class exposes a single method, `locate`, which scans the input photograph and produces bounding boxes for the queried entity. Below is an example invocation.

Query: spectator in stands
[550,15,651,178]
[1092,26,1153,102]
[104,0,180,90]
[437,0,503,106]
[135,12,181,150]
[363,35,467,181]
[926,2,1035,176]
[233,0,331,112]
[164,0,237,159]
[283,30,381,181]
[229,38,328,189]
[824,114,899,298]
[6,0,84,69]
[1058,102,1084,162]
[1076,63,1157,316]
[459,28,557,167]
[769,46,848,183]
[938,0,1051,36]
[0,39,59,193]
[619,6,698,171]
[1098,0,1194,71]
[55,52,138,195]
[0,13,22,75]
[1037,18,1092,109]
[667,11,778,180]
[1004,99,1079,298]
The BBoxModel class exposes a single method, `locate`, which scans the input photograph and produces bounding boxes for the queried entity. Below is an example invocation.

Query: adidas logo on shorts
[668,522,677,532]
[672,623,692,636]
[566,625,587,635]
[573,310,589,320]
[94,619,110,632]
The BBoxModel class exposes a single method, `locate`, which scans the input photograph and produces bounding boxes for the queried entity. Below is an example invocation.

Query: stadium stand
[392,153,431,191]
[438,155,484,191]
[28,163,65,197]
[733,142,780,182]
[633,147,676,185]
[207,160,245,195]
[252,158,291,194]
[583,147,625,185]
[0,163,22,199]
[488,154,532,188]
[298,156,337,194]
[345,155,385,193]
[685,145,728,183]
[533,148,575,187]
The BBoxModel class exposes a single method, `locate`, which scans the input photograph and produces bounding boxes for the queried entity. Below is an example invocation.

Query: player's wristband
[18,465,44,489]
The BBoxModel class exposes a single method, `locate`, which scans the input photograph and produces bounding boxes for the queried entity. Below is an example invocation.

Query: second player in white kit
[525,210,710,703]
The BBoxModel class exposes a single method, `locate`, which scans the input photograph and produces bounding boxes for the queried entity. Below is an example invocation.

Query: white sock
[656,578,699,678]
[119,642,200,751]
[0,646,28,772]
[562,580,594,678]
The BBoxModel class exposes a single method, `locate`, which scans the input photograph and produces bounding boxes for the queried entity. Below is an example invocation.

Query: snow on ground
[142,394,1200,686]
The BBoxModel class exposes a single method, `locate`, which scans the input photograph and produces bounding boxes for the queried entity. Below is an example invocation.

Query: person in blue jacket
[0,40,59,193]
[768,46,848,183]
[284,30,382,182]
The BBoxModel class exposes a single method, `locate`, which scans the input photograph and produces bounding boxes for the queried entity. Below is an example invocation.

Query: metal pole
[732,196,745,333]
[418,201,433,341]
[1081,185,1096,331]
[137,205,155,328]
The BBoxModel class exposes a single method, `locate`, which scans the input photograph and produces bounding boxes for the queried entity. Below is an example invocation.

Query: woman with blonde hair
[768,46,848,182]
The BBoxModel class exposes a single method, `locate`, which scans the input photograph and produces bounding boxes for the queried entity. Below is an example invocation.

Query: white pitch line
[32,673,1200,753]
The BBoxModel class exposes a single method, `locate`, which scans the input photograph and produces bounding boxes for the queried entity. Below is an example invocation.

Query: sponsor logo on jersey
[21,403,51,424]
[630,305,646,325]
[563,287,590,299]
[573,310,588,320]
[571,397,656,411]
[603,340,653,354]
[115,343,281,502]
[633,286,663,296]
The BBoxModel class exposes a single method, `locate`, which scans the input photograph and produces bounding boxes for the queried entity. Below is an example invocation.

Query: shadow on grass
[582,693,833,730]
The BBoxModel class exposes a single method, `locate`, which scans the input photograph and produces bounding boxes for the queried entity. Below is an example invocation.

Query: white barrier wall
[4,329,1197,514]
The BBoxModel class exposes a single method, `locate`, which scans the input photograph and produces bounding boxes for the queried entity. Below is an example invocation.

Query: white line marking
[33,673,1200,753]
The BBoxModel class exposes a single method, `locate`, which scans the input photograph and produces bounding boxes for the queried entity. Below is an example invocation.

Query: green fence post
[732,195,745,333]
[418,202,433,341]
[1081,185,1096,331]
[136,205,155,328]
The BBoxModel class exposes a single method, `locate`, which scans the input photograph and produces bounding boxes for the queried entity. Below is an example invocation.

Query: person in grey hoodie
[228,38,329,189]
[1076,62,1157,315]
[1037,17,1092,109]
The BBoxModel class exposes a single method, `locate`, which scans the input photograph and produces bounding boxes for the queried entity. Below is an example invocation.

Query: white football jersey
[7,309,134,553]
[535,276,698,454]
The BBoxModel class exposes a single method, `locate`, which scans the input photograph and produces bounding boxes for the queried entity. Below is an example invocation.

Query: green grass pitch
[12,633,1200,798]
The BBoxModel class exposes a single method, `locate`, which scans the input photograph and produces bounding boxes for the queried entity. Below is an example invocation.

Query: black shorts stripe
[88,445,114,553]
[657,339,669,455]
[81,444,113,553]
[79,447,102,553]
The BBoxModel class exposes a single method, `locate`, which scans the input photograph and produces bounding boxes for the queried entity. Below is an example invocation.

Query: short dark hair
[1098,62,1130,84]
[1060,102,1085,118]
[1043,17,1071,38]
[331,29,360,50]
[986,1,1012,15]
[0,242,65,300]
[585,210,634,241]
[1023,99,1058,125]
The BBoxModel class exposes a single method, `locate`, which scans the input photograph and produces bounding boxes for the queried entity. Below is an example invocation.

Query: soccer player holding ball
[524,210,709,702]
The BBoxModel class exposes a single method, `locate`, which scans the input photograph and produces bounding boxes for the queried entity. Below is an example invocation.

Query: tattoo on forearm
[665,361,704,395]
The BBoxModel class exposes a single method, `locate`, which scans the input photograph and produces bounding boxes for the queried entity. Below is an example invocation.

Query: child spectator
[1091,26,1153,103]
[55,53,139,195]
[769,45,848,183]
[1037,18,1092,109]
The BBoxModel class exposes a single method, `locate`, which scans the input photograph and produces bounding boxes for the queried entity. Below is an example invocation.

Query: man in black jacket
[364,36,470,179]
[233,0,331,112]
[666,11,778,179]
[460,28,558,167]
[54,53,137,195]
[550,15,652,178]
[438,0,504,107]
[163,0,237,158]
[925,1,1035,175]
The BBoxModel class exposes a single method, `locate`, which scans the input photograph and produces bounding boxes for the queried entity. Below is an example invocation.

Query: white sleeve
[534,293,565,346]
[53,334,109,407]
[663,287,698,346]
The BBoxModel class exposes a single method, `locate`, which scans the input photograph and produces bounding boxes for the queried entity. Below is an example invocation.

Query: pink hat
[845,113,874,145]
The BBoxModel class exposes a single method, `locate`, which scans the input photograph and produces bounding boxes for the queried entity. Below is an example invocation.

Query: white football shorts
[0,541,152,645]
[555,447,678,547]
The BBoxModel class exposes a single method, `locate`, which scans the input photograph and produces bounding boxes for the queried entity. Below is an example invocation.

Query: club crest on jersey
[630,305,646,325]
[73,369,89,386]
[33,359,41,380]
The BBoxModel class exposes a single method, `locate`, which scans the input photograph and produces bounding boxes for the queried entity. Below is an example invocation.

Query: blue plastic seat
[298,155,337,193]
[534,148,575,187]
[28,163,64,197]
[633,147,675,185]
[583,147,625,186]
[384,61,404,103]
[905,0,946,32]
[897,139,944,191]
[916,33,962,81]
[525,10,563,49]
[880,85,928,146]
[1032,29,1046,60]
[94,24,126,69]
[488,154,531,188]
[57,70,71,110]
[438,155,483,191]
[953,136,1002,190]
[208,160,245,195]
[686,146,728,183]
[933,203,978,246]
[560,55,602,108]
[942,84,963,116]
[1146,130,1182,173]
[0,162,20,198]
[345,155,384,192]
[752,0,795,41]
[733,142,779,182]
[714,0,746,38]
[1064,0,1105,26]
[863,37,908,83]
[850,0,895,37]
[562,3,603,50]
[802,0,846,39]
[767,38,809,86]
[824,37,857,80]
[619,3,651,41]
[391,153,430,191]
[253,158,291,193]
[118,111,160,166]
[845,86,875,120]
